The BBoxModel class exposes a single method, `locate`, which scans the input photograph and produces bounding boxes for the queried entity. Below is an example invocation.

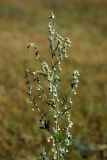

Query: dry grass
[0,0,107,159]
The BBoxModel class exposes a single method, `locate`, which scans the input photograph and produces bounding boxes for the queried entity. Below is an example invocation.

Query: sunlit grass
[0,0,107,159]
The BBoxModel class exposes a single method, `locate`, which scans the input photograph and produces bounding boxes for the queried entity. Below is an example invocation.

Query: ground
[0,0,107,159]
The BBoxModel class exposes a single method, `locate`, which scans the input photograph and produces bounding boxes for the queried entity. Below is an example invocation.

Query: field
[0,0,107,159]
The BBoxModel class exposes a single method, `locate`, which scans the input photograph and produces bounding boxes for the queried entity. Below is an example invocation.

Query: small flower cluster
[25,12,79,160]
[71,70,80,95]
[38,148,48,160]
[41,62,51,78]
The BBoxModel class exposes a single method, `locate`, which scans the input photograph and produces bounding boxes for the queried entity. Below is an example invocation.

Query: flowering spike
[25,12,79,160]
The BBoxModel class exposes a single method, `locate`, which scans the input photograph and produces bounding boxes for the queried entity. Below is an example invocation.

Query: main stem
[52,60,60,160]
[56,110,60,160]
[50,17,60,160]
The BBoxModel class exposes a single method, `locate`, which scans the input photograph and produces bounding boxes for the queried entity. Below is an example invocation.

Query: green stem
[56,117,60,160]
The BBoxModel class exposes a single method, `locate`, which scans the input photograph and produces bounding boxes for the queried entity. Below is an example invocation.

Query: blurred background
[0,0,107,159]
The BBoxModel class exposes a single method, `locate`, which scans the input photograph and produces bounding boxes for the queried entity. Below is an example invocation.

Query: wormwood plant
[25,12,79,160]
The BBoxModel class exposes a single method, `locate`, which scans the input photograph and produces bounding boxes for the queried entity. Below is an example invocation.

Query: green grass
[0,0,107,159]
